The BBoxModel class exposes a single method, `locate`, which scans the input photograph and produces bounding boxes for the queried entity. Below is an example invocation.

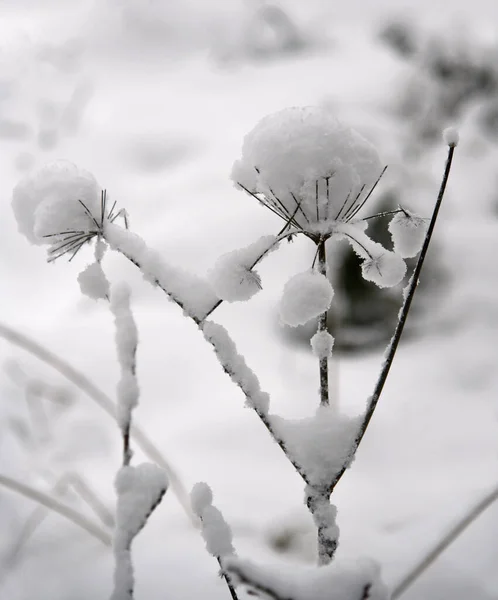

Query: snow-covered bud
[279,271,334,327]
[443,126,459,147]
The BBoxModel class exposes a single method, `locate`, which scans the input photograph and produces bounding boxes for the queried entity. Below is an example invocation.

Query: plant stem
[0,322,195,525]
[0,473,112,546]
[392,483,498,599]
[328,143,456,498]
[316,238,329,407]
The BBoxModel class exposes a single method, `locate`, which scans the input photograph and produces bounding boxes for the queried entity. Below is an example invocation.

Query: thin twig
[0,322,195,525]
[316,239,329,407]
[392,483,498,599]
[328,143,456,498]
[0,473,112,546]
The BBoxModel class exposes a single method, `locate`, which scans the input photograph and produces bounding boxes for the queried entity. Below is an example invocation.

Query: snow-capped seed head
[280,270,334,327]
[190,482,213,517]
[232,106,383,233]
[443,126,459,147]
[388,209,428,258]
[310,330,334,360]
[12,160,101,245]
[361,250,406,288]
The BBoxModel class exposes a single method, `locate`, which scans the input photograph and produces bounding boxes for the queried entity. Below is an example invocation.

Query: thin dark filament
[78,200,101,230]
[68,237,92,261]
[107,200,118,222]
[334,189,353,221]
[100,190,107,228]
[290,192,310,224]
[341,232,374,261]
[237,182,301,229]
[345,165,388,222]
[341,183,366,222]
[315,180,319,222]
[48,233,95,257]
[311,244,320,269]
[361,208,405,222]
[42,230,86,238]
[48,235,93,262]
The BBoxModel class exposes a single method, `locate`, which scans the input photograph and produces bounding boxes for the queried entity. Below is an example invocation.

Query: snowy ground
[1,1,498,599]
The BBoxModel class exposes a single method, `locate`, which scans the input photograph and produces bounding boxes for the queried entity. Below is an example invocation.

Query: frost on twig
[223,556,389,600]
[111,464,168,600]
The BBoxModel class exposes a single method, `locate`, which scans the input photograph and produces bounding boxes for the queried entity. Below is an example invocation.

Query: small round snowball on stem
[279,269,334,327]
[443,126,459,147]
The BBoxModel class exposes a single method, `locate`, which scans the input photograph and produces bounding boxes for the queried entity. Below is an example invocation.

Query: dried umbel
[231,106,385,237]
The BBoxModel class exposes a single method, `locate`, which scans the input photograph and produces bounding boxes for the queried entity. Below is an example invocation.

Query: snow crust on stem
[224,556,389,600]
[110,283,139,436]
[111,464,168,600]
[104,221,219,322]
[209,235,278,302]
[202,320,270,415]
[191,482,235,558]
[270,406,361,489]
[310,331,334,360]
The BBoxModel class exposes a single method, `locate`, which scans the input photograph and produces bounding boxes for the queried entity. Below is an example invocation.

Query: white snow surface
[232,106,382,232]
[279,270,334,327]
[388,210,428,259]
[190,481,213,516]
[224,556,389,600]
[12,160,101,246]
[209,235,278,302]
[271,406,361,488]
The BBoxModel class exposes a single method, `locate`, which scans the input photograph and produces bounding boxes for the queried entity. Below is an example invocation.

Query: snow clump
[232,106,382,232]
[224,556,389,600]
[443,126,460,147]
[190,482,234,558]
[279,270,334,327]
[12,160,101,246]
[388,209,428,258]
[310,330,334,359]
[209,235,278,302]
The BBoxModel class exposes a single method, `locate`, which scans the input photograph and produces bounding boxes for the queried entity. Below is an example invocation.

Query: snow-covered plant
[10,105,458,600]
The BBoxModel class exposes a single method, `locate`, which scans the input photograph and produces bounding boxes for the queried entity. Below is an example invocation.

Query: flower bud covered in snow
[388,209,428,258]
[279,270,334,327]
[232,106,382,233]
[78,261,110,300]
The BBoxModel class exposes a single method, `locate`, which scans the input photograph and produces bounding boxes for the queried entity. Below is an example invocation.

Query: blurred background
[1,1,498,598]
